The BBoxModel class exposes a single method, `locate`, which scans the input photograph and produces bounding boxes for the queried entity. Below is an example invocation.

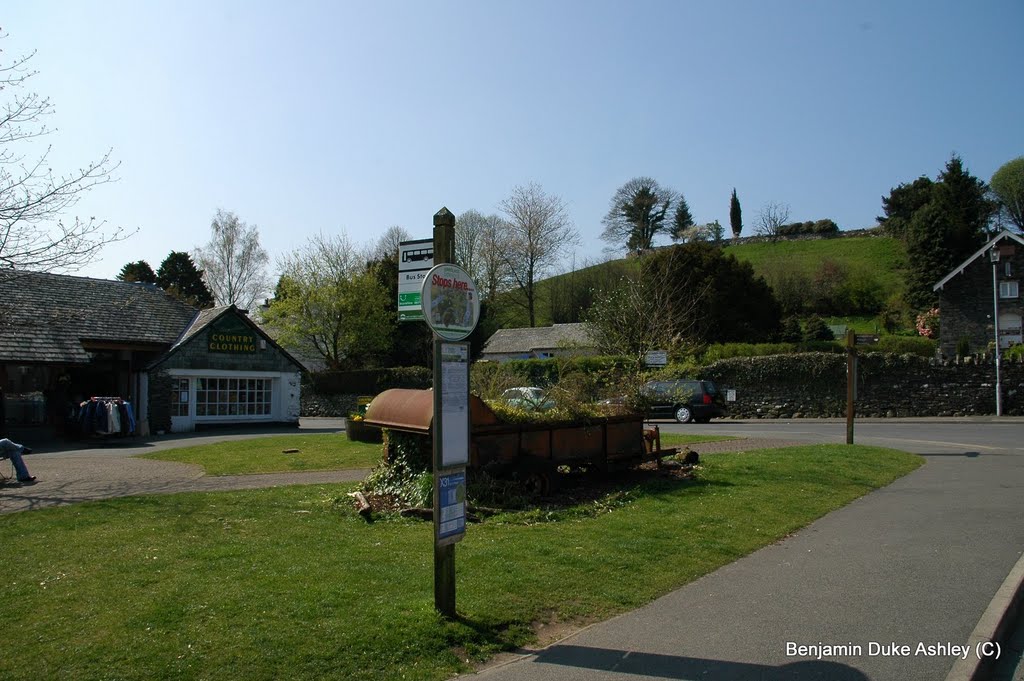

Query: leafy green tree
[729,188,742,239]
[990,156,1024,233]
[156,251,214,307]
[116,260,156,283]
[877,176,934,239]
[670,194,695,241]
[881,155,996,308]
[601,177,675,252]
[264,233,394,370]
[642,242,782,343]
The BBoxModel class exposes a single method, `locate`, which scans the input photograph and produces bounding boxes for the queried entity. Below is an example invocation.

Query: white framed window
[999,281,1019,299]
[195,377,273,417]
[170,378,190,417]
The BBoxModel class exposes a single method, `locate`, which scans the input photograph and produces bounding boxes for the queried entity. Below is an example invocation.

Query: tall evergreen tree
[881,155,996,308]
[670,195,694,240]
[116,260,157,283]
[730,188,742,239]
[157,251,214,308]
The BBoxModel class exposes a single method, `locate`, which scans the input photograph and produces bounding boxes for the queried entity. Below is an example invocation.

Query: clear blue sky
[6,0,1023,282]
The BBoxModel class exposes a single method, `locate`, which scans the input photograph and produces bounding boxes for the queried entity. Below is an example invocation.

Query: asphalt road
[472,416,1024,681]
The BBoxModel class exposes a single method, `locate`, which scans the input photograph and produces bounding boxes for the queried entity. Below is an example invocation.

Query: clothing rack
[73,397,137,438]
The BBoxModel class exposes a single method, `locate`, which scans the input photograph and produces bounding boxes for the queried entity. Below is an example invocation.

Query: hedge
[305,366,432,395]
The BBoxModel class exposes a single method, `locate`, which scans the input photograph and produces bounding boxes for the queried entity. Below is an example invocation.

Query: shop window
[194,377,272,418]
[171,378,190,417]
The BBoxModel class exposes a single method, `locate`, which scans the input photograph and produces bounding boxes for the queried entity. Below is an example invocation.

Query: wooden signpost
[422,207,479,618]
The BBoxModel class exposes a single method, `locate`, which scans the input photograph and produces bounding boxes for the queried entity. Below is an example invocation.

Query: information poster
[436,470,466,545]
[440,343,469,467]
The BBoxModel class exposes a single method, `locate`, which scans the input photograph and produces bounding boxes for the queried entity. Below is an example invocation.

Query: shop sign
[208,332,258,353]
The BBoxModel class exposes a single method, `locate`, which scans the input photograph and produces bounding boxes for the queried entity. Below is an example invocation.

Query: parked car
[602,379,726,423]
[642,379,725,423]
[499,387,556,412]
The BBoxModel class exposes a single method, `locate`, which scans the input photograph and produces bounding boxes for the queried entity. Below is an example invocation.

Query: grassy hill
[492,233,909,331]
[724,235,907,296]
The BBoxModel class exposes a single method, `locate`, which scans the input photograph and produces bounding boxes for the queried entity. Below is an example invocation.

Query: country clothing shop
[0,271,303,439]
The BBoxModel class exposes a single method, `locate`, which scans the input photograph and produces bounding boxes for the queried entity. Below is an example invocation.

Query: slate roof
[482,323,596,355]
[933,230,1024,291]
[0,271,199,364]
[151,304,305,372]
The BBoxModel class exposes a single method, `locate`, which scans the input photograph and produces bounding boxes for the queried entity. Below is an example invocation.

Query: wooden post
[846,329,856,445]
[432,207,456,618]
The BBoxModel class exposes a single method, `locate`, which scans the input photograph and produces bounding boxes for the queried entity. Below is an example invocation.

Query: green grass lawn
[137,433,735,476]
[137,434,381,475]
[0,444,921,680]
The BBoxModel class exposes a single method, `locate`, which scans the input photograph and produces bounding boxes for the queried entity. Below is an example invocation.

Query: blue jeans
[0,438,32,480]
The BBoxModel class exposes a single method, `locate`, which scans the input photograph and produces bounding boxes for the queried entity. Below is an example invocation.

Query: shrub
[803,316,834,342]
[307,367,432,394]
[871,335,936,357]
[1004,345,1024,361]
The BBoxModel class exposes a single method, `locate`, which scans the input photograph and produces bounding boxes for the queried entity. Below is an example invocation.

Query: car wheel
[674,405,693,423]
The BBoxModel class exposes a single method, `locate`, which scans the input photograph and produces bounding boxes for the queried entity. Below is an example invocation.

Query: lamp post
[991,247,1002,416]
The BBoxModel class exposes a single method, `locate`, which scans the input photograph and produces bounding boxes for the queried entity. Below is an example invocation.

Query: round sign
[420,263,480,341]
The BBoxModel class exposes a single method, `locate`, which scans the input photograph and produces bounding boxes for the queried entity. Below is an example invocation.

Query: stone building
[933,230,1024,358]
[146,305,303,433]
[0,271,302,438]
[480,323,598,362]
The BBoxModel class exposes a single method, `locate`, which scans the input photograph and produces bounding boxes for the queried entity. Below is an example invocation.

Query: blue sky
[5,0,1023,282]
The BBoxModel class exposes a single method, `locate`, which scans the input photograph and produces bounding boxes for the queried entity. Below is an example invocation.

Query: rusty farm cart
[362,388,679,493]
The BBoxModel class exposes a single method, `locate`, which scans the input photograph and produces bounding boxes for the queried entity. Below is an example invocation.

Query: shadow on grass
[465,467,734,523]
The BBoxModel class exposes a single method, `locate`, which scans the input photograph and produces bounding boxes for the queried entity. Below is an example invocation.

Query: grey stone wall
[699,353,1024,418]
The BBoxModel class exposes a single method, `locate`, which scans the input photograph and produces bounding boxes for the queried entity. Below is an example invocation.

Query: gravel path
[0,433,800,515]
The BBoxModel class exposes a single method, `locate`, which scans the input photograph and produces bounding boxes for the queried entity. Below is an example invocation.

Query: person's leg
[0,438,22,455]
[8,447,32,481]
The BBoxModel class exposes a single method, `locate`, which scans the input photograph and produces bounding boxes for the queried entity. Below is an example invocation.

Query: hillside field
[494,233,908,330]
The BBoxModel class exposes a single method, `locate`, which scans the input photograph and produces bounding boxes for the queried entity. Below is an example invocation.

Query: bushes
[776,219,840,237]
[871,336,936,357]
[306,366,432,394]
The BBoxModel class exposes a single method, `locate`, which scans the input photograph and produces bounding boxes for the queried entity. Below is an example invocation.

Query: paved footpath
[0,419,366,514]
[471,425,1024,681]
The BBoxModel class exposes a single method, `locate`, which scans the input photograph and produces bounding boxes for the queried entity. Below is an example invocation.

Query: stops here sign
[420,264,480,341]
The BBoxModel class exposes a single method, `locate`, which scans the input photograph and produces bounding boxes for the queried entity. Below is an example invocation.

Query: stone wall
[301,393,359,418]
[698,353,1024,418]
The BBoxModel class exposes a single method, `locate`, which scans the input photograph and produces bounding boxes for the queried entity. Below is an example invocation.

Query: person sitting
[0,438,36,483]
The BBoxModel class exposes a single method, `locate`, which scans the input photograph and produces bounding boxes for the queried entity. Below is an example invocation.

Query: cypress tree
[730,188,742,239]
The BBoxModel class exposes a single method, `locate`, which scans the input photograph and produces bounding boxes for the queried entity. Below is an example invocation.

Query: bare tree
[755,201,791,241]
[455,209,511,300]
[0,30,126,273]
[584,249,709,366]
[372,225,411,261]
[193,209,270,310]
[499,183,579,326]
